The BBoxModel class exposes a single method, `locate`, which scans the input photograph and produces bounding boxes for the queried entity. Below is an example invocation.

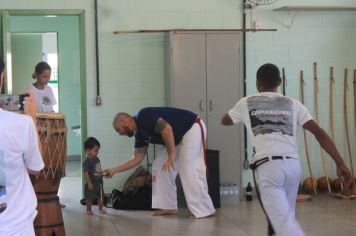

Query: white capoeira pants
[255,158,305,236]
[151,121,216,218]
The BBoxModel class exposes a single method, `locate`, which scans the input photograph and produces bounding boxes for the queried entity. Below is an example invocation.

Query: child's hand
[88,182,94,191]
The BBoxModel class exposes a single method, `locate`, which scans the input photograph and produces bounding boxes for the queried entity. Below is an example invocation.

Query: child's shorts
[84,183,103,201]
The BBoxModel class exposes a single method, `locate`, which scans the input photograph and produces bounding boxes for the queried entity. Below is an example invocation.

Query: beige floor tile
[56,161,356,236]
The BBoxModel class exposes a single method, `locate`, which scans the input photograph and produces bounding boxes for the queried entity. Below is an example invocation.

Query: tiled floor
[58,161,356,236]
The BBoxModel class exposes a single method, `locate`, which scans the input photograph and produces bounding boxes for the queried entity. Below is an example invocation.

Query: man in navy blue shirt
[106,107,215,218]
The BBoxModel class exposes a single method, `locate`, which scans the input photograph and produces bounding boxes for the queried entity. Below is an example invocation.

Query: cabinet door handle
[200,99,204,111]
[209,100,212,111]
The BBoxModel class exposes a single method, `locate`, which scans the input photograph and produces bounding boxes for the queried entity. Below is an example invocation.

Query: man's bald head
[112,112,135,137]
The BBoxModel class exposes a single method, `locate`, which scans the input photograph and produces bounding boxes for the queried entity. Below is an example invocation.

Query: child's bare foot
[99,209,106,214]
[85,210,94,215]
[150,209,178,216]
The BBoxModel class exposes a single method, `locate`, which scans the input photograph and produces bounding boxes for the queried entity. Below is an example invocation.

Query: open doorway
[1,11,87,182]
[10,32,59,112]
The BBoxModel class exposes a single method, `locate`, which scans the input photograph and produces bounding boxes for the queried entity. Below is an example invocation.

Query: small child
[83,137,106,215]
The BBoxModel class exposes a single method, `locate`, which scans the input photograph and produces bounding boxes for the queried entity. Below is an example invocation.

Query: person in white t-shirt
[0,58,44,236]
[24,62,66,208]
[222,63,352,236]
[24,61,56,113]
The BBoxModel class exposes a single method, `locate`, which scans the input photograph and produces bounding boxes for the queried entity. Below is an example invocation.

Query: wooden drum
[31,113,67,236]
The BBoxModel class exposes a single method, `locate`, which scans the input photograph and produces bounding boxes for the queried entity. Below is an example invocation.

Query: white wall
[243,0,356,187]
[2,0,356,192]
[1,0,244,191]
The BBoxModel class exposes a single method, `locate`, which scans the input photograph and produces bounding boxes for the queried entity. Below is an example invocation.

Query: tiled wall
[88,0,244,190]
[243,1,356,187]
[1,0,243,190]
[1,0,355,192]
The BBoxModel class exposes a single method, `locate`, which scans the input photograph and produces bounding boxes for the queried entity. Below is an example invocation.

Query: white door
[170,32,207,121]
[170,32,243,187]
[206,33,242,185]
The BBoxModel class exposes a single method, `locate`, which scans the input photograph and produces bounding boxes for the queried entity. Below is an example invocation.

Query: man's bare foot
[190,213,215,219]
[85,210,94,215]
[99,209,106,214]
[150,209,178,216]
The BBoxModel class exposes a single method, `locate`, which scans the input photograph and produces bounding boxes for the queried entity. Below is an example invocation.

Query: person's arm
[23,94,44,174]
[155,118,176,172]
[222,99,245,126]
[303,120,352,187]
[105,146,147,178]
[24,91,37,124]
[221,113,234,126]
[23,92,43,155]
[84,171,94,190]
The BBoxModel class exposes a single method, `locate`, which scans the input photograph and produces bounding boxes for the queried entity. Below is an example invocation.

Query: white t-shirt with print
[228,92,313,163]
[25,84,57,113]
[0,109,44,235]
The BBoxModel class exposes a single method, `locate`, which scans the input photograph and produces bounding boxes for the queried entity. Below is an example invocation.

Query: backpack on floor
[110,165,152,210]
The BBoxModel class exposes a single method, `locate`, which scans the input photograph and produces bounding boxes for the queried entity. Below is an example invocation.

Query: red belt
[194,116,208,176]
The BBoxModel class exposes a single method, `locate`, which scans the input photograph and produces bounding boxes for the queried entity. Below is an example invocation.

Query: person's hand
[337,163,352,189]
[101,170,109,178]
[162,156,175,172]
[104,169,114,179]
[24,92,37,119]
[88,182,94,191]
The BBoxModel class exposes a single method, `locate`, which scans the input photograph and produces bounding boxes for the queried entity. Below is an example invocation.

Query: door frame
[1,9,88,164]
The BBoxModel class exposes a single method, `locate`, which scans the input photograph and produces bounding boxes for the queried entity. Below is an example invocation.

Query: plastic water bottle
[221,183,240,205]
[231,184,239,204]
[246,182,253,201]
[220,184,228,205]
[223,184,230,204]
[229,184,234,196]
[227,184,233,204]
[219,184,225,204]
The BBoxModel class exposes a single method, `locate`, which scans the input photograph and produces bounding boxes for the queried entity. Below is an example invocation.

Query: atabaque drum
[31,112,67,236]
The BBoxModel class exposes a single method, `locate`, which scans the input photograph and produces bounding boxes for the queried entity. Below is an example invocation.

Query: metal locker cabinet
[169,31,243,192]
[169,32,207,122]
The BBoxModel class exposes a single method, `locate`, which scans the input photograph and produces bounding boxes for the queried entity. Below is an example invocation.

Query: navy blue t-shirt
[134,107,197,148]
